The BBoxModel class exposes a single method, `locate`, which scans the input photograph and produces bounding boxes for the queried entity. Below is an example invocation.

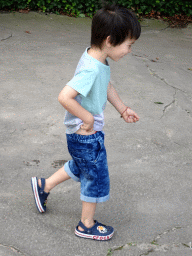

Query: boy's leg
[38,166,71,193]
[78,201,97,231]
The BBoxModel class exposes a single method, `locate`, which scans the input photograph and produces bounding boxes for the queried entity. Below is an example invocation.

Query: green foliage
[0,0,191,17]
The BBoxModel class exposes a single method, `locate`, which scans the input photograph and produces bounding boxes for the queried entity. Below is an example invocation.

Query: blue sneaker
[75,220,114,240]
[31,177,49,213]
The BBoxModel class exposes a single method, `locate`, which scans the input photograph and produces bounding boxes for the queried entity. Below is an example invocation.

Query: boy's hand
[122,108,140,123]
[79,116,95,134]
[80,121,94,132]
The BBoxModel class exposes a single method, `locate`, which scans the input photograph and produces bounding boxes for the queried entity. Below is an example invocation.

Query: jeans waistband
[66,131,104,143]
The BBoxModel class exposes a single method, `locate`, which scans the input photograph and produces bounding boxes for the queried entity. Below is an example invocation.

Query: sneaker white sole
[75,229,114,240]
[31,177,45,213]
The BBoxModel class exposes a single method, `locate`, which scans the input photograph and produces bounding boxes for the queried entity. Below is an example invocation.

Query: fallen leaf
[19,9,29,13]
[25,31,31,34]
[154,102,164,104]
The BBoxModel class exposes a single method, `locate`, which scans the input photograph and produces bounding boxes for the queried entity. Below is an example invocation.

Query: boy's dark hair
[91,4,141,49]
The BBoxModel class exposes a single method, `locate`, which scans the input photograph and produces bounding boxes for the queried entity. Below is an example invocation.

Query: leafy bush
[0,0,191,17]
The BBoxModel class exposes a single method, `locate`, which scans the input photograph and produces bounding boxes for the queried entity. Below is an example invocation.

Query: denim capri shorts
[64,131,110,203]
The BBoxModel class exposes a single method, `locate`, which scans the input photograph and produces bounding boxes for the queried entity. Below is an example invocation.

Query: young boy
[31,4,141,241]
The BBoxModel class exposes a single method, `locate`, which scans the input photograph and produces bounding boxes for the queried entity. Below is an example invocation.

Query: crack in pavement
[161,89,177,119]
[173,141,192,152]
[108,240,189,256]
[107,226,192,256]
[133,53,187,93]
[147,67,186,93]
[0,243,30,256]
[132,54,192,118]
[147,69,192,119]
[1,33,12,41]
[146,66,185,119]
[153,226,182,241]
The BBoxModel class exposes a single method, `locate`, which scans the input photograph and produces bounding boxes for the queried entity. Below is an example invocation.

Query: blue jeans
[64,131,110,203]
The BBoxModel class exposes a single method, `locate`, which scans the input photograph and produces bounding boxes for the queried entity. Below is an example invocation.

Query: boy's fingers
[127,118,133,123]
[126,116,139,123]
[81,124,93,132]
[133,112,139,119]
[127,109,139,119]
[135,117,139,121]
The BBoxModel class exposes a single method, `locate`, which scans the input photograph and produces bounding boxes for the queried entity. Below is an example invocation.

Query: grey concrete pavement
[0,12,192,256]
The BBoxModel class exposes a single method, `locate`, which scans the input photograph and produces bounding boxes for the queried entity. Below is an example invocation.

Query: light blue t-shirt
[64,47,110,134]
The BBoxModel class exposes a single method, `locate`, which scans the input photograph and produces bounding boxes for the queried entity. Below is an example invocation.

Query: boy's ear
[105,36,112,47]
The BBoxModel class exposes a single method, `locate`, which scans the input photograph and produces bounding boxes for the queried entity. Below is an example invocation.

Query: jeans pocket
[89,139,103,164]
[72,155,94,180]
[68,140,101,163]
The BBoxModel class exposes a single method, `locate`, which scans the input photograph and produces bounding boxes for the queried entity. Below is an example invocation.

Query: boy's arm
[107,81,139,123]
[58,85,94,131]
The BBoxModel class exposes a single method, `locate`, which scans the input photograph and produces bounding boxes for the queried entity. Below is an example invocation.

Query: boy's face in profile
[106,37,136,62]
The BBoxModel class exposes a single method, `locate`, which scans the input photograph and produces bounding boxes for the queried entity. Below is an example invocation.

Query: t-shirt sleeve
[67,69,97,97]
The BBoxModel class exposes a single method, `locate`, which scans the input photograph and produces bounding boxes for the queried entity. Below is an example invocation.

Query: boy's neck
[88,47,107,65]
